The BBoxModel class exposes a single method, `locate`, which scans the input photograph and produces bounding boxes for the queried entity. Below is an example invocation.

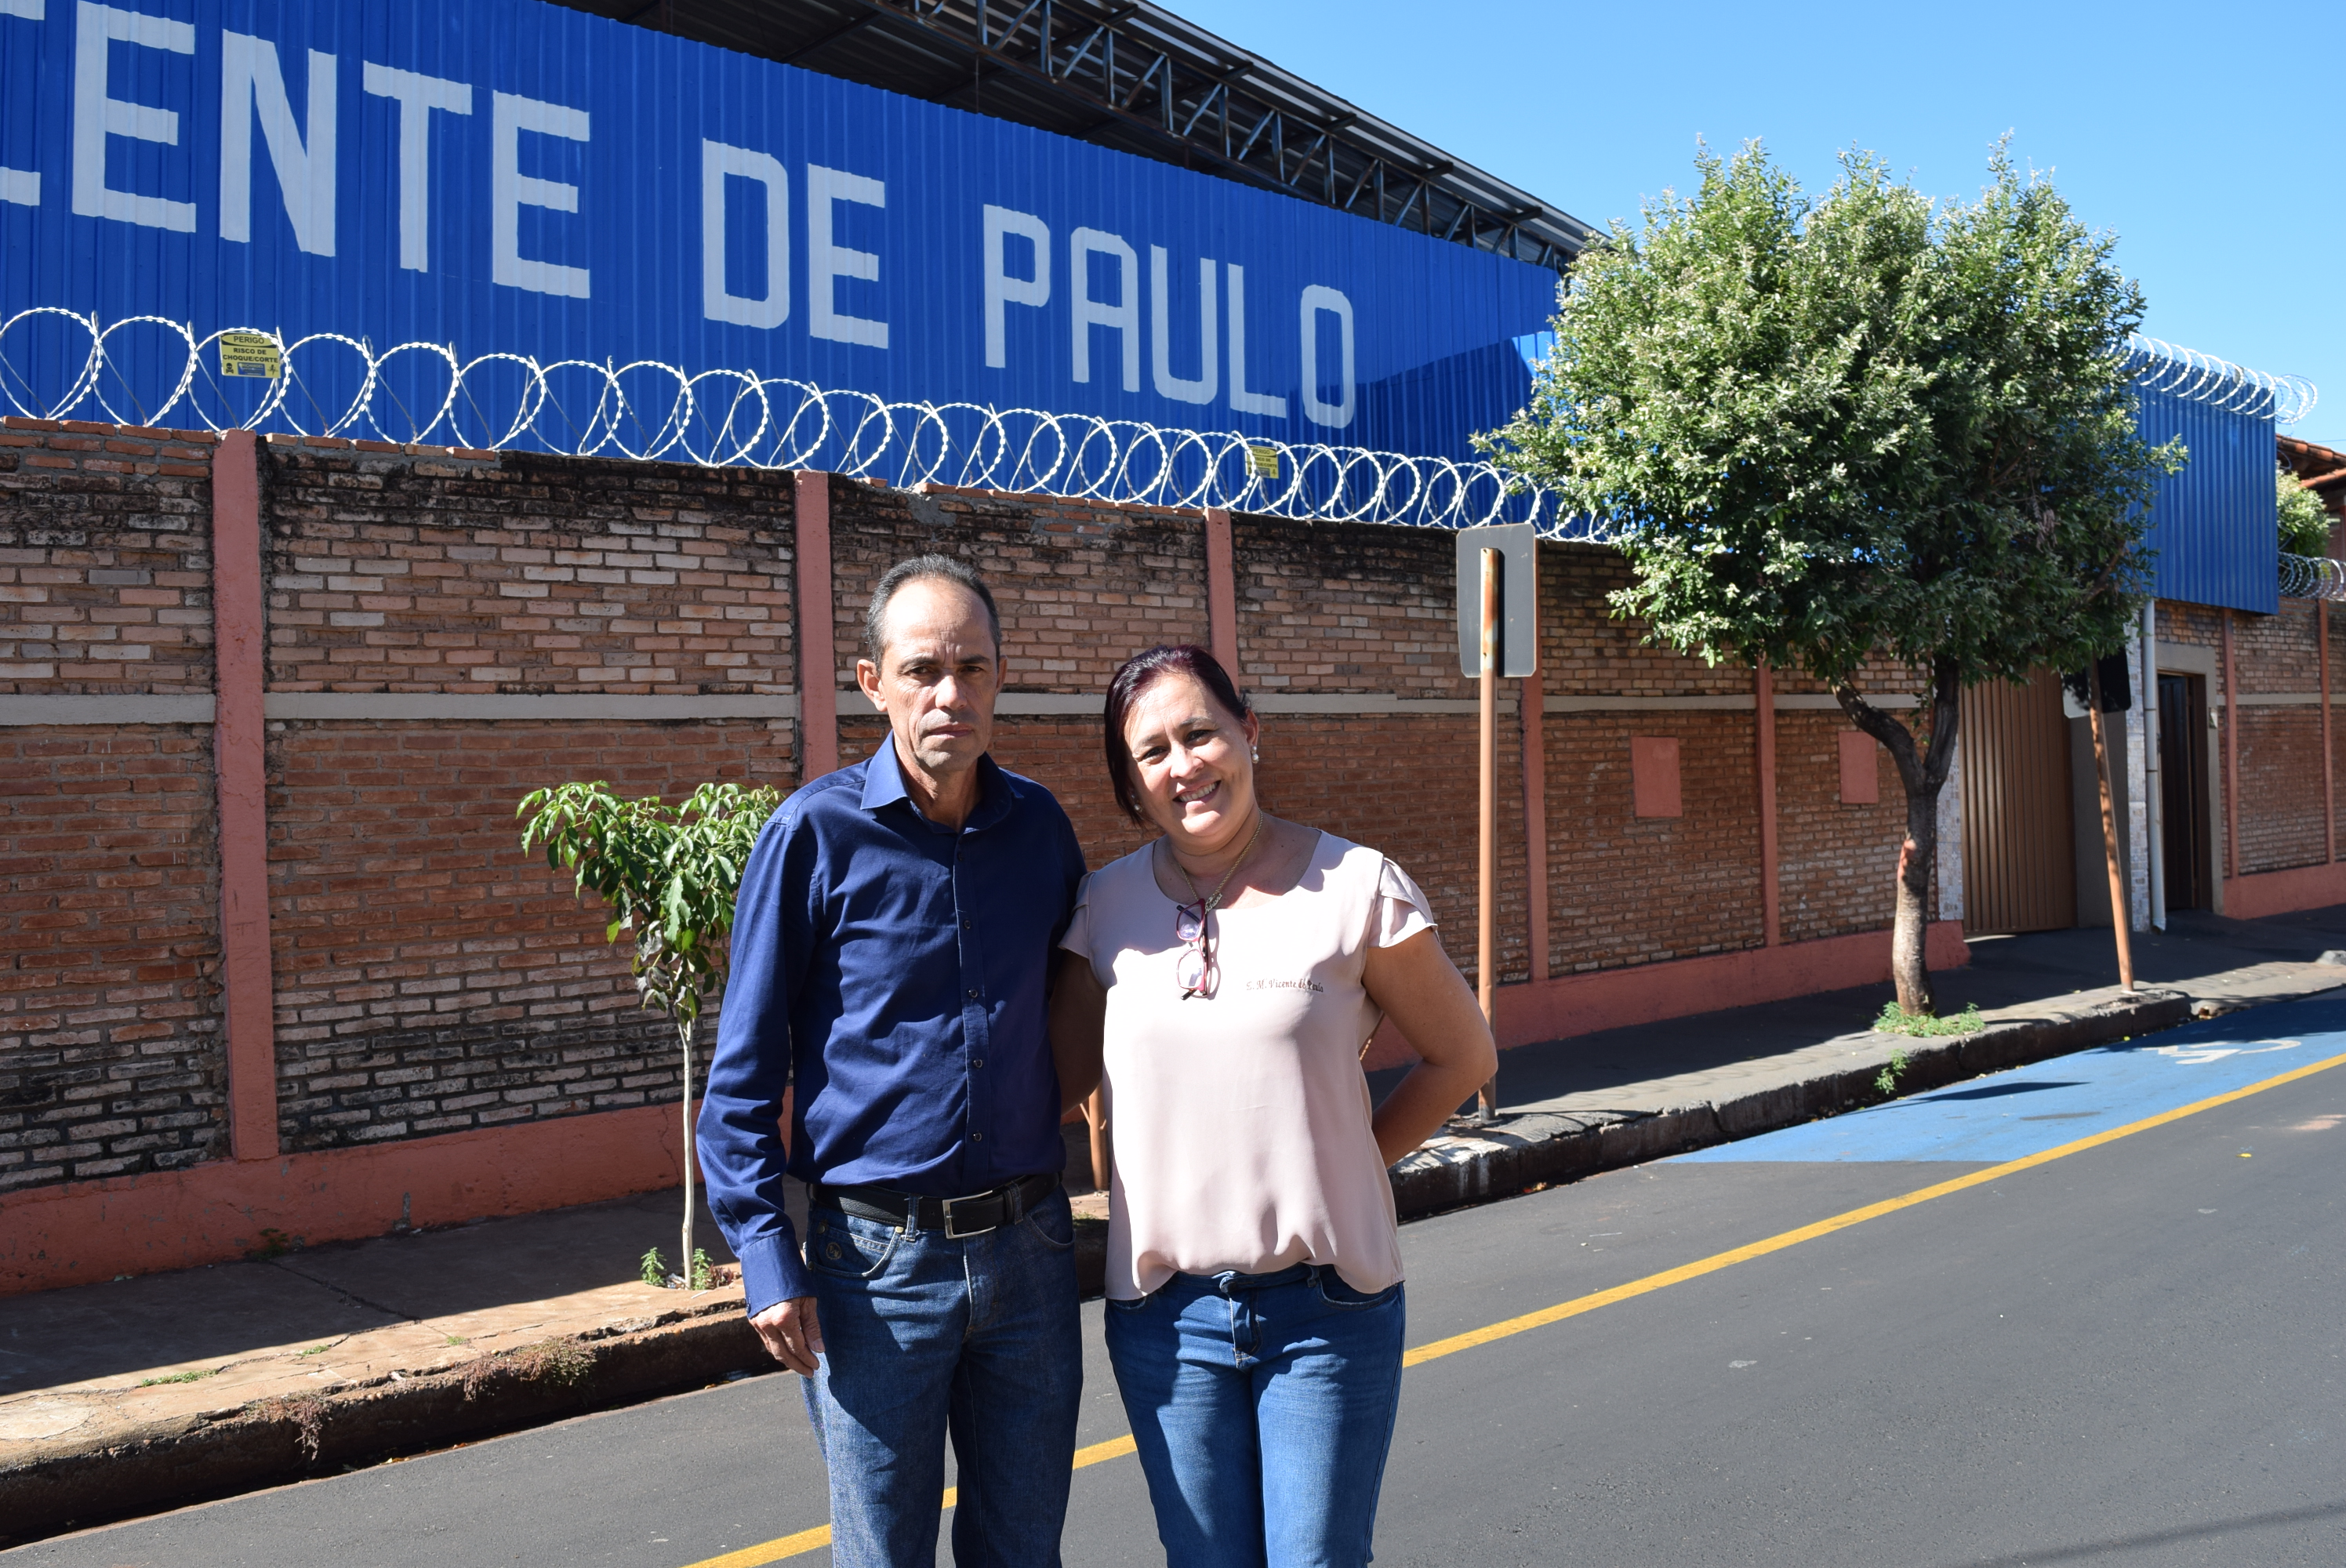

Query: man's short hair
[862,554,1003,663]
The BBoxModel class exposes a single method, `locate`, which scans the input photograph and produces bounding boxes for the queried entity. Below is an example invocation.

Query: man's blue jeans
[1103,1263,1407,1568]
[801,1186,1083,1568]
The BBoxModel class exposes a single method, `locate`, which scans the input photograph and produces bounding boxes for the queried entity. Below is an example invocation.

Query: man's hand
[750,1296,824,1375]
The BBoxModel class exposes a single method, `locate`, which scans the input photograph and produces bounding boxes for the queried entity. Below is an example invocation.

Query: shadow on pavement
[0,1185,742,1394]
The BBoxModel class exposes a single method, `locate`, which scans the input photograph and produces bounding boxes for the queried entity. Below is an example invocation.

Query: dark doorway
[2158,673,2210,910]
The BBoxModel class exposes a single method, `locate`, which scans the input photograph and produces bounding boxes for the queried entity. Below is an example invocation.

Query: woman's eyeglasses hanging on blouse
[1174,901,1217,999]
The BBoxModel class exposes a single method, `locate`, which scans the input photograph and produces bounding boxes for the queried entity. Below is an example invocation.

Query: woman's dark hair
[1102,644,1251,822]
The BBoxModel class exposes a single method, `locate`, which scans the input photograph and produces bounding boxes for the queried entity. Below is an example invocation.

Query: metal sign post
[1456,524,1538,1124]
[1478,547,1500,1121]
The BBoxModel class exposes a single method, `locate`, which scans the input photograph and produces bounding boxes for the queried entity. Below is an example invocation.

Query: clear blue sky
[1161,0,2344,453]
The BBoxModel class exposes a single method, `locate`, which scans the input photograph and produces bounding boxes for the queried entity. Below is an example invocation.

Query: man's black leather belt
[811,1171,1059,1240]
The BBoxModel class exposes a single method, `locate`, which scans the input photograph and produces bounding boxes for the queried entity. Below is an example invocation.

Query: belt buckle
[940,1189,998,1240]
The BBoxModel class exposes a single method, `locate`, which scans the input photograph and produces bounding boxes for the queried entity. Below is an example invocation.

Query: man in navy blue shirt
[699,554,1088,1568]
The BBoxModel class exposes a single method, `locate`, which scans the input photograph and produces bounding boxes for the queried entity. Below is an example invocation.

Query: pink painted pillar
[795,470,837,780]
[2222,612,2239,883]
[1518,666,1550,980]
[1756,661,1781,947]
[1204,508,1239,677]
[212,431,278,1161]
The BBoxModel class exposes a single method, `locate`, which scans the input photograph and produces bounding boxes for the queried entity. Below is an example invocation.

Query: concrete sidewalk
[8,907,2346,1545]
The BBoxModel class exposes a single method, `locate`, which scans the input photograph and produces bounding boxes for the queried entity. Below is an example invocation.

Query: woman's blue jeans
[801,1188,1083,1568]
[1103,1263,1406,1568]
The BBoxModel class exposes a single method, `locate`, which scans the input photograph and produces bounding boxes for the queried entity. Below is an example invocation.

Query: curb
[1389,989,2195,1219]
[0,1301,768,1547]
[0,983,2231,1547]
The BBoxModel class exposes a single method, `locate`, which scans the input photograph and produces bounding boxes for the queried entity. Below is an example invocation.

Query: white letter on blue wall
[1298,284,1354,429]
[1149,245,1217,405]
[220,32,336,256]
[362,63,470,273]
[702,141,788,329]
[491,90,589,299]
[1070,227,1137,392]
[0,0,42,207]
[982,205,1048,369]
[71,1,194,231]
[807,164,886,348]
[1224,263,1285,419]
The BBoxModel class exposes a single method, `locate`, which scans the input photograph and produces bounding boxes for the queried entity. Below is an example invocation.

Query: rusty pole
[1476,548,1500,1121]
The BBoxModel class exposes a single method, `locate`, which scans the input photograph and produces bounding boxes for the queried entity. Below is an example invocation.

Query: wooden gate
[1961,673,2076,935]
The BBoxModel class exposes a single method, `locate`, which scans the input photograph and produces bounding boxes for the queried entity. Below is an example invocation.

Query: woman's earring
[1250,746,1260,764]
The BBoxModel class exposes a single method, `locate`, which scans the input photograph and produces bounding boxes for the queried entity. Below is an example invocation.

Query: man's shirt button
[970,1131,983,1142]
[971,1058,984,1069]
[967,988,980,999]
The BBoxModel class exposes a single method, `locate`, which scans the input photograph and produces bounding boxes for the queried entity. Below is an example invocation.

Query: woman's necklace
[1171,811,1265,916]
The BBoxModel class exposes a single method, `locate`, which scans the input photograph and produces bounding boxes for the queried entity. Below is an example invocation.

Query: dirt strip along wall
[9,419,2338,1204]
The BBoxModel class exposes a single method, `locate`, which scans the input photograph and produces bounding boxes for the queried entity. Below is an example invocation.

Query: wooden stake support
[2086,661,2135,990]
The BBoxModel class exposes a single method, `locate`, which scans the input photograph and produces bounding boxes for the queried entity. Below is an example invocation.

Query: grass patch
[1874,1001,1985,1038]
[295,1344,331,1358]
[137,1367,220,1387]
[459,1338,594,1402]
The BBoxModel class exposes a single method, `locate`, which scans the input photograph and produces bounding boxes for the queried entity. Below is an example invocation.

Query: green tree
[2279,466,2333,557]
[1484,143,2181,1014]
[518,779,781,1283]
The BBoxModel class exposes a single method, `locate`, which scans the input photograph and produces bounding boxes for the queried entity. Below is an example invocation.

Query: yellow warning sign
[1247,444,1278,479]
[218,332,282,380]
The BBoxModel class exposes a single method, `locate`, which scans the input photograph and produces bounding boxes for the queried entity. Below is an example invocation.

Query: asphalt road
[16,1000,2345,1567]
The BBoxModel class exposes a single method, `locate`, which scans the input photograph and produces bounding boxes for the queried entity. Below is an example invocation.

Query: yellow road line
[1408,1047,2346,1365]
[685,1526,833,1568]
[678,1436,1140,1566]
[681,1047,2346,1567]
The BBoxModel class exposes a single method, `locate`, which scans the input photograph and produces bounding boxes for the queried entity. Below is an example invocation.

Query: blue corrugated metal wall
[2136,383,2277,615]
[0,0,1555,463]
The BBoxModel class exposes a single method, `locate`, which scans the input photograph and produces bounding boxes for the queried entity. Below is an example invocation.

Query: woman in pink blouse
[1052,644,1498,1568]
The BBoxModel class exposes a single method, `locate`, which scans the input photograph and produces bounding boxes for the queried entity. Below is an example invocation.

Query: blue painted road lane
[1676,1014,2340,1165]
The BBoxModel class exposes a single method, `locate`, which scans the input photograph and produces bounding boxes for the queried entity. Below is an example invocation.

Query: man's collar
[859,736,1017,830]
[858,739,913,812]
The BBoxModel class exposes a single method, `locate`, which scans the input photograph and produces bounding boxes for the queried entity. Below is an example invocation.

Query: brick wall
[1,421,225,1192]
[264,445,795,695]
[2227,598,2331,877]
[28,423,2337,1201]
[1777,711,1905,942]
[252,442,803,1149]
[0,422,215,694]
[2153,596,2339,883]
[0,727,223,1192]
[267,720,794,1150]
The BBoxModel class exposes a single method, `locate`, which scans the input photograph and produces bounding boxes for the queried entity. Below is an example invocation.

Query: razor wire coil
[0,308,1586,537]
[0,310,2315,541]
[2278,551,2346,601]
[2125,334,2318,425]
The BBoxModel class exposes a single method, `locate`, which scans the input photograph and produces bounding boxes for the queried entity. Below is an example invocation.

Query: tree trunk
[1836,655,1962,1016]
[678,1016,696,1287]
